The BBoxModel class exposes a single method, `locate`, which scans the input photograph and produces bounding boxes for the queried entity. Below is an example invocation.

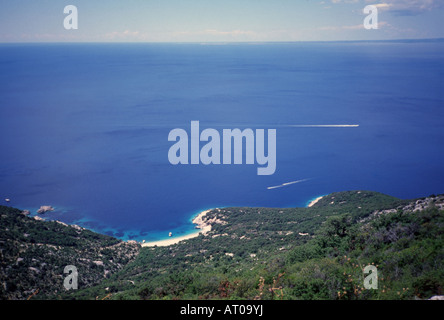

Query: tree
[315,214,353,252]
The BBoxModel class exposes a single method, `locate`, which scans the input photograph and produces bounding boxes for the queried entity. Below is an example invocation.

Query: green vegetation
[0,206,140,299]
[1,191,443,300]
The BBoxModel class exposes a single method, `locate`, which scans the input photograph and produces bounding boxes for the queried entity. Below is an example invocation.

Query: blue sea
[1,41,443,241]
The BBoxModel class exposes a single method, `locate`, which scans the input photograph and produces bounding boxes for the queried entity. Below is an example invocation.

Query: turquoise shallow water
[1,41,443,241]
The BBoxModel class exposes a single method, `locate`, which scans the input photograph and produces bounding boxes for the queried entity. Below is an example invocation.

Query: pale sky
[0,0,443,42]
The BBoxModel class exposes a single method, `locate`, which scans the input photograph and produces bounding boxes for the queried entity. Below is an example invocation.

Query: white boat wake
[267,178,311,190]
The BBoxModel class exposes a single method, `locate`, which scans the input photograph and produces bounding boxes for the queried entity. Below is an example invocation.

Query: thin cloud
[202,29,257,36]
[103,30,143,40]
[319,24,366,31]
[318,21,388,31]
[331,0,444,15]
[381,0,443,13]
[174,29,258,40]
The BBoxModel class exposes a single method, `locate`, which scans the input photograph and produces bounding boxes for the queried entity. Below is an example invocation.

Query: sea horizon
[1,37,444,44]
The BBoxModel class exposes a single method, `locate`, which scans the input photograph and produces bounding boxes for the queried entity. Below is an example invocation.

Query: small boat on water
[5,199,10,202]
[169,232,172,237]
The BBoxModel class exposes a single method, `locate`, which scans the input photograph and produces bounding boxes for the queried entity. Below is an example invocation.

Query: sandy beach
[307,196,324,208]
[141,210,212,247]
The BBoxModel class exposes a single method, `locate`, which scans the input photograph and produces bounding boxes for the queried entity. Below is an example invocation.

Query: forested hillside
[66,191,444,300]
[0,206,140,299]
[1,191,443,300]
